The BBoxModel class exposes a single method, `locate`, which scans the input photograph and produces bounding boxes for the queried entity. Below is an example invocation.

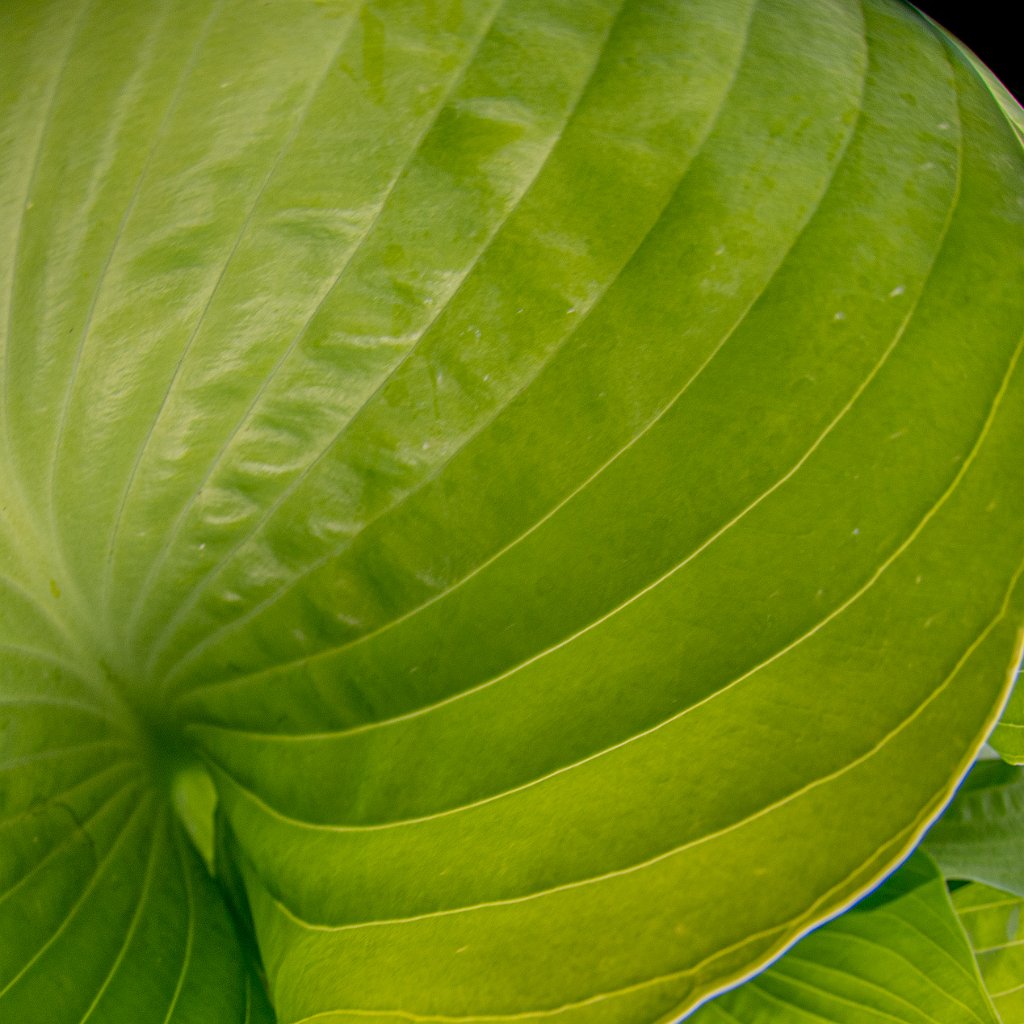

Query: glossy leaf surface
[1,0,1023,1021]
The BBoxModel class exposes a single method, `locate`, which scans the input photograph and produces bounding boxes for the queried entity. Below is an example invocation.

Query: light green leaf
[1,0,1023,1022]
[923,760,1024,898]
[954,883,1024,1023]
[692,852,999,1023]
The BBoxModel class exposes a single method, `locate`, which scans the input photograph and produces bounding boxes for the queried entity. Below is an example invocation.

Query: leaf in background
[991,666,1024,763]
[1,0,1023,1022]
[923,759,1024,898]
[691,852,999,1024]
[954,883,1024,1023]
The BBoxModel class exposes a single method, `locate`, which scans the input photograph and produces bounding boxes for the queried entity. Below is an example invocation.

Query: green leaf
[923,759,1024,898]
[913,7,1024,148]
[2,0,1023,1022]
[691,852,999,1023]
[0,581,273,1022]
[991,671,1024,763]
[954,883,1024,1023]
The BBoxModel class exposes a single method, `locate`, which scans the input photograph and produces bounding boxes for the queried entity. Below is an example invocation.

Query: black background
[912,1,1021,101]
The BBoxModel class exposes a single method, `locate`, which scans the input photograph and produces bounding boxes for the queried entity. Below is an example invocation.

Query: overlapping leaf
[992,672,1024,763]
[923,760,1024,897]
[1,0,1023,1022]
[692,853,999,1024]
[955,883,1024,1023]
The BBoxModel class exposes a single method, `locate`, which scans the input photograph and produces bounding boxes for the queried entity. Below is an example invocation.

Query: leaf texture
[692,853,999,1024]
[955,883,1024,1023]
[923,760,1024,898]
[1,0,1023,1021]
[0,526,271,1023]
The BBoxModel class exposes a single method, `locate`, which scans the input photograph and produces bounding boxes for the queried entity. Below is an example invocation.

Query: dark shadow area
[914,1,1022,100]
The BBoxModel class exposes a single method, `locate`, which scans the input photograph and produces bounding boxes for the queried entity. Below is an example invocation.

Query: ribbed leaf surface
[0,519,271,1023]
[1,0,1023,1021]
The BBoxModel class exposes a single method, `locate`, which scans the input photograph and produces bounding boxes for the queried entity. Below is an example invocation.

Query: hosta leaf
[954,883,1024,1023]
[991,667,1024,763]
[0,520,272,1022]
[1,0,1023,1022]
[923,759,1024,898]
[692,852,999,1024]
[934,0,1024,776]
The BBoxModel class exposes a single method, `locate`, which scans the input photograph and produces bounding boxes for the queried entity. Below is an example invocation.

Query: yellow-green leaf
[1,0,1023,1021]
